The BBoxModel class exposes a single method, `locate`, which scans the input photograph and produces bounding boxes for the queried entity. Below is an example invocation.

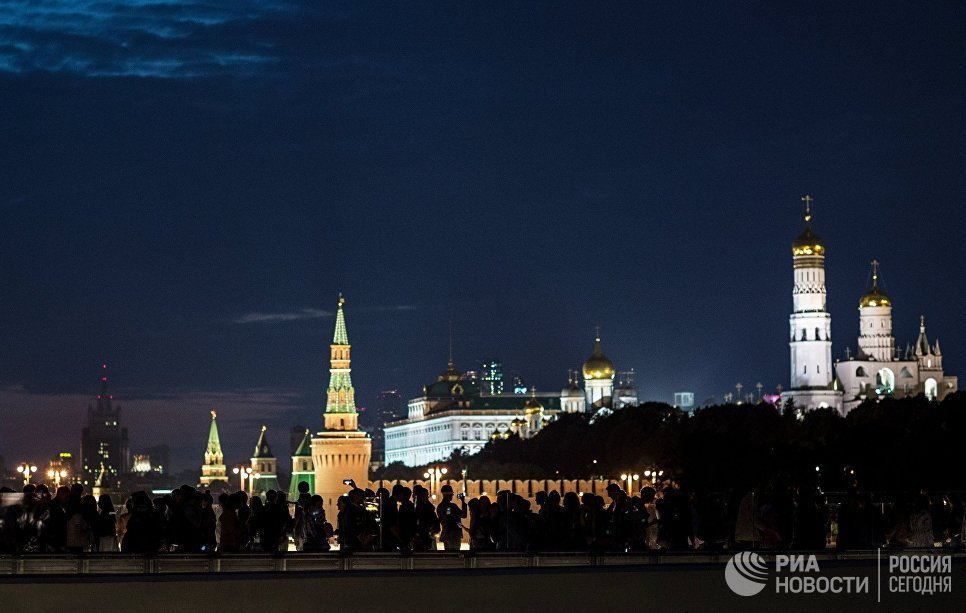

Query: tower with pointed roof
[80,364,130,487]
[311,294,371,510]
[288,429,315,499]
[780,196,844,413]
[249,425,280,497]
[200,410,228,488]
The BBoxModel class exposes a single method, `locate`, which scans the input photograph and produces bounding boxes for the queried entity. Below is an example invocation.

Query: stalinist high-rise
[311,294,371,510]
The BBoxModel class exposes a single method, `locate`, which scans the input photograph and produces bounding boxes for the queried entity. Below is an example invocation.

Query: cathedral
[780,196,957,414]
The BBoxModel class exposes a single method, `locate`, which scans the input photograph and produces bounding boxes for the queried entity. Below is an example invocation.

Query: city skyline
[2,2,965,471]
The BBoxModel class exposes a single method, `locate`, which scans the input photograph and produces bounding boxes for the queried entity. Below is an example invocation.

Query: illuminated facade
[199,410,228,487]
[583,333,616,409]
[384,358,566,466]
[249,425,280,497]
[80,365,130,487]
[834,262,957,411]
[780,197,844,413]
[288,429,315,499]
[311,295,372,510]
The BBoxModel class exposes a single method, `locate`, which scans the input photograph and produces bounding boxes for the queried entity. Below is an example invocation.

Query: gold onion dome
[523,397,544,414]
[792,225,825,256]
[859,260,891,308]
[582,336,615,380]
[859,287,891,308]
[792,195,824,256]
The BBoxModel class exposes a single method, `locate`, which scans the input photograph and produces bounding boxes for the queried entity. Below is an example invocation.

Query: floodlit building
[199,410,227,488]
[384,332,635,467]
[834,262,957,411]
[288,428,314,499]
[311,295,371,510]
[249,426,280,497]
[780,197,957,415]
[780,197,844,413]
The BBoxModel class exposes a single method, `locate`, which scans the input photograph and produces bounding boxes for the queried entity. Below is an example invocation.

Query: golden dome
[582,337,615,380]
[523,397,544,415]
[859,260,890,308]
[792,225,825,256]
[859,288,891,308]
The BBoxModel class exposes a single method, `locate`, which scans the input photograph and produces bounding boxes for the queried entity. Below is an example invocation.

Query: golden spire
[210,409,217,419]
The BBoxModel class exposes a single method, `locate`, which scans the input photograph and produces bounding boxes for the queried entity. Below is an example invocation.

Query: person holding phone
[436,485,467,551]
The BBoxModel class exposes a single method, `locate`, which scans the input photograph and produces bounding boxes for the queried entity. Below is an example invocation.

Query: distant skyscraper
[144,445,169,475]
[80,365,130,486]
[674,391,695,412]
[511,373,529,395]
[480,360,504,395]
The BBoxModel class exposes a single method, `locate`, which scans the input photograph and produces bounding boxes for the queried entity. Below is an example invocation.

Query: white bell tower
[782,195,843,413]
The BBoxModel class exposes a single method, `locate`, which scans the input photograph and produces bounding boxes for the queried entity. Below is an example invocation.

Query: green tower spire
[325,294,356,415]
[205,410,223,462]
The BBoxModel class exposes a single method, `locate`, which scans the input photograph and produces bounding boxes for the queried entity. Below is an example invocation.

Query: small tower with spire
[200,410,228,488]
[311,294,372,512]
[288,428,315,499]
[249,425,281,497]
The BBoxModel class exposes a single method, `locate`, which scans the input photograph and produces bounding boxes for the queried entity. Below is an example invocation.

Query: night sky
[1,2,964,472]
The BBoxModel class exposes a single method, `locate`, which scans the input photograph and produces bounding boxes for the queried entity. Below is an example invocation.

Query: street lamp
[232,465,253,493]
[47,469,67,489]
[423,466,448,500]
[16,464,38,486]
[619,472,640,494]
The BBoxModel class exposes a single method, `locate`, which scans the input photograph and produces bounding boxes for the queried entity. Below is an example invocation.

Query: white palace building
[384,335,637,467]
[781,196,957,414]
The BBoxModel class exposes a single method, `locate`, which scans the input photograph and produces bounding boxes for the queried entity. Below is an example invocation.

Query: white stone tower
[857,260,895,362]
[782,195,843,412]
[311,294,371,511]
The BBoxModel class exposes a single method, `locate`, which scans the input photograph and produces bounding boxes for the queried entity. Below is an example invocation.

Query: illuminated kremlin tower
[199,410,227,488]
[781,196,843,413]
[311,295,371,510]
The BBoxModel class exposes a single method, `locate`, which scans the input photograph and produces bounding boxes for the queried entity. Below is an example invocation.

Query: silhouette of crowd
[1,480,962,554]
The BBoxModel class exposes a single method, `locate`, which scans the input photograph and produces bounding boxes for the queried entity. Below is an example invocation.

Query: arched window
[899,367,913,378]
[856,366,867,377]
[801,329,807,341]
[924,378,939,401]
[803,365,807,374]
[815,327,821,341]
[876,368,895,395]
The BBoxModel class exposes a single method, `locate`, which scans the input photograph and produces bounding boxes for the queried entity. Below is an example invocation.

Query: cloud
[232,308,332,324]
[0,0,300,77]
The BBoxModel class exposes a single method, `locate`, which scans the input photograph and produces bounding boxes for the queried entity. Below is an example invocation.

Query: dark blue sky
[1,1,964,471]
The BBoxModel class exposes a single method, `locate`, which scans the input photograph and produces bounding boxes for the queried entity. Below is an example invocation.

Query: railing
[0,550,962,576]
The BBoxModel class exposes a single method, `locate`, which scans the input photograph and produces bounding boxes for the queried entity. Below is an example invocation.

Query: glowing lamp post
[423,466,448,500]
[16,464,38,486]
[47,469,67,489]
[620,472,639,494]
[232,465,253,493]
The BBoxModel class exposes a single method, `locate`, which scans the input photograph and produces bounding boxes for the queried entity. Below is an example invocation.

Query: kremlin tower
[311,294,371,510]
[199,410,227,488]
